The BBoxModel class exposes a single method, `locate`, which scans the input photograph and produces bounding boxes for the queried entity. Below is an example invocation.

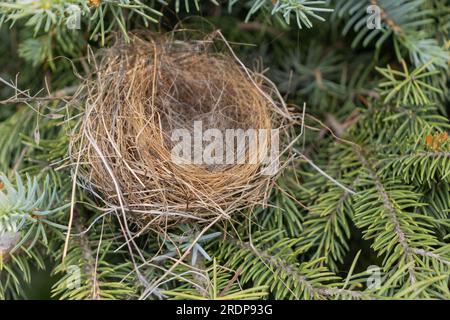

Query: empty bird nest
[71,30,295,230]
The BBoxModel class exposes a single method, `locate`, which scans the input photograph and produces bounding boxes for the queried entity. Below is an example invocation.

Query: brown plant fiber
[73,32,292,229]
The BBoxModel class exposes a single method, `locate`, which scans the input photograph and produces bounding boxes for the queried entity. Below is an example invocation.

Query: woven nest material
[72,31,293,229]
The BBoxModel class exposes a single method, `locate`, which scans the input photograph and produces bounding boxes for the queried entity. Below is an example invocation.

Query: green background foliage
[0,0,449,300]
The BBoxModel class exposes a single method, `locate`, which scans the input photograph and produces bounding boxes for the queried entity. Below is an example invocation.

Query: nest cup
[73,31,292,229]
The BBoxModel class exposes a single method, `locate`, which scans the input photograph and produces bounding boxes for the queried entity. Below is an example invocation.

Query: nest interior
[74,32,290,228]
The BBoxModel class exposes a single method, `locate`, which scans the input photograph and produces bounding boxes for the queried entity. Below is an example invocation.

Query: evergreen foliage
[0,0,449,300]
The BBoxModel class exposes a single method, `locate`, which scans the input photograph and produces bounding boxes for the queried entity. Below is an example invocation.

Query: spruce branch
[335,0,450,69]
[236,0,333,29]
[376,60,443,107]
[218,232,372,299]
[52,213,136,300]
[352,146,450,295]
[0,173,67,298]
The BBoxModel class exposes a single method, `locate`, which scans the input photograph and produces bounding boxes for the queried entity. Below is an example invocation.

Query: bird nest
[71,31,293,230]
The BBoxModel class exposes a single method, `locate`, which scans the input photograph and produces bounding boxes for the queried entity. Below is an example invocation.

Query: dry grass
[71,31,294,232]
